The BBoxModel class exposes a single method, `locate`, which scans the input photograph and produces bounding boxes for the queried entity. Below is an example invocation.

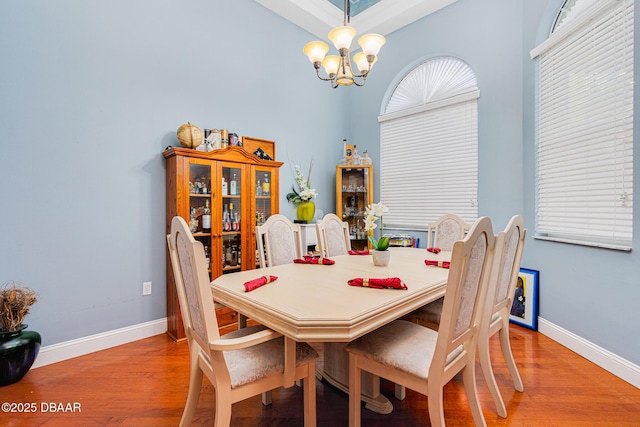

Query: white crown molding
[255,0,459,40]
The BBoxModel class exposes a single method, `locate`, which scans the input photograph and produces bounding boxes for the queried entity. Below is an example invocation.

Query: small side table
[299,223,318,254]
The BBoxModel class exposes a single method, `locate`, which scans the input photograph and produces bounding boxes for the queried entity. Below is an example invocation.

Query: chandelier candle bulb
[358,34,386,57]
[328,26,356,50]
[322,55,341,76]
[303,41,329,65]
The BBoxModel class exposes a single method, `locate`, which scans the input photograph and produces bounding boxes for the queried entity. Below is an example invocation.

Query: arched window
[530,0,634,250]
[378,56,479,229]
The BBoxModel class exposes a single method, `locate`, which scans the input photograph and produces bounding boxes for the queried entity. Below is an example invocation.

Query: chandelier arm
[344,50,369,79]
[313,66,336,82]
[351,69,369,79]
[352,76,367,87]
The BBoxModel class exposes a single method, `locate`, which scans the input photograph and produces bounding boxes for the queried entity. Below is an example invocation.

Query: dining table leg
[320,342,393,414]
[284,337,296,387]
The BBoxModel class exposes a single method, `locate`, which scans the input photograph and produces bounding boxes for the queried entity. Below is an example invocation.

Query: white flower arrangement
[286,160,317,204]
[364,202,390,251]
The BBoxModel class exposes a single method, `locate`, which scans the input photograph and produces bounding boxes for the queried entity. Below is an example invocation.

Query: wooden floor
[2,325,639,426]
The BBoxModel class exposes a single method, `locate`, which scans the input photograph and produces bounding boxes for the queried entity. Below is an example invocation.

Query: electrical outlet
[142,281,152,296]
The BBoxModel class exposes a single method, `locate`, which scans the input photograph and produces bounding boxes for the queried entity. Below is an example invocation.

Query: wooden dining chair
[256,214,304,268]
[399,213,474,334]
[398,213,474,355]
[406,215,526,418]
[167,216,318,427]
[477,215,526,417]
[346,216,496,427]
[254,213,305,402]
[315,213,351,257]
[427,213,473,251]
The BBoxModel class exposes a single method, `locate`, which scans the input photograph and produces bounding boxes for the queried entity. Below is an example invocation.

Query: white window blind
[379,55,479,230]
[531,0,634,249]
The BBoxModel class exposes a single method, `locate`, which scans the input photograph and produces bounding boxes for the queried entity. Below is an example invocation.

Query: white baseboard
[538,317,640,389]
[31,318,167,369]
[29,316,640,390]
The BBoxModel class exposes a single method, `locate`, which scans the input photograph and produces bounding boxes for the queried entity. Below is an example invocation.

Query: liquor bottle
[232,211,240,231]
[230,173,238,196]
[223,204,230,231]
[225,239,232,266]
[361,150,371,164]
[189,207,198,233]
[256,180,262,196]
[222,176,228,196]
[202,200,211,232]
[203,245,211,270]
[220,129,229,149]
[262,177,270,196]
[200,176,208,194]
[231,242,238,266]
[351,145,360,165]
[232,235,240,266]
[221,240,226,268]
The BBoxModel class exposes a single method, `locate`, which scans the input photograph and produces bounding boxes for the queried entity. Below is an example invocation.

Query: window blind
[532,0,633,249]
[379,97,478,229]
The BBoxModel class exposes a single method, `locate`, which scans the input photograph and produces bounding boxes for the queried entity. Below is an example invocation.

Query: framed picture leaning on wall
[509,268,539,331]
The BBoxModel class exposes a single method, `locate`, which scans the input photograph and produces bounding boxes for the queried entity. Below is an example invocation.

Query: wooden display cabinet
[335,164,373,251]
[164,142,282,341]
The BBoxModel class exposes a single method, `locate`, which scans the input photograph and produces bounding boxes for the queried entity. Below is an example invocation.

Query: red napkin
[349,250,371,255]
[348,277,408,290]
[244,275,278,292]
[293,256,335,265]
[425,260,450,268]
[427,247,441,254]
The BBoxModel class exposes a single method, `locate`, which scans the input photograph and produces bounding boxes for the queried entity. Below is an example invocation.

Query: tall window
[531,0,634,250]
[379,56,479,230]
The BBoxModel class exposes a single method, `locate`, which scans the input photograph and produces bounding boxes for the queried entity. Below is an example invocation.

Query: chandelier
[303,0,386,88]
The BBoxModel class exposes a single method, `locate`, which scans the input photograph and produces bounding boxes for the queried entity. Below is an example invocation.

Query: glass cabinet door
[255,169,272,227]
[221,165,243,274]
[254,168,273,267]
[188,161,213,274]
[337,165,373,250]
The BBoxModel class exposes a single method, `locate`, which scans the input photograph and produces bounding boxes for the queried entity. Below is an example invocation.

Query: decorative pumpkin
[176,122,203,149]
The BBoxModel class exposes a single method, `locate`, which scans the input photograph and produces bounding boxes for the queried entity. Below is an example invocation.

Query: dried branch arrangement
[0,281,38,332]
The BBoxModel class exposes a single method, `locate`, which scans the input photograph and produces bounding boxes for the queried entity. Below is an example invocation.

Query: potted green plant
[0,281,40,386]
[364,202,391,266]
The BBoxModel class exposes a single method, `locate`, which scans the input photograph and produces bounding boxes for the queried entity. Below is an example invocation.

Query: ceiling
[255,0,459,40]
[326,0,384,17]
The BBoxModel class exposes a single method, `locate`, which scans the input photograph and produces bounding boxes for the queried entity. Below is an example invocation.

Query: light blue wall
[1,0,638,367]
[0,0,345,345]
[348,0,640,366]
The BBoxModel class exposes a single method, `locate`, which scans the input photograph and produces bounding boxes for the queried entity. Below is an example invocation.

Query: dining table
[210,246,451,414]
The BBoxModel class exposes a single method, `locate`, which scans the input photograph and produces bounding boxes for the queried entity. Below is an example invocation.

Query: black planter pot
[0,324,41,386]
